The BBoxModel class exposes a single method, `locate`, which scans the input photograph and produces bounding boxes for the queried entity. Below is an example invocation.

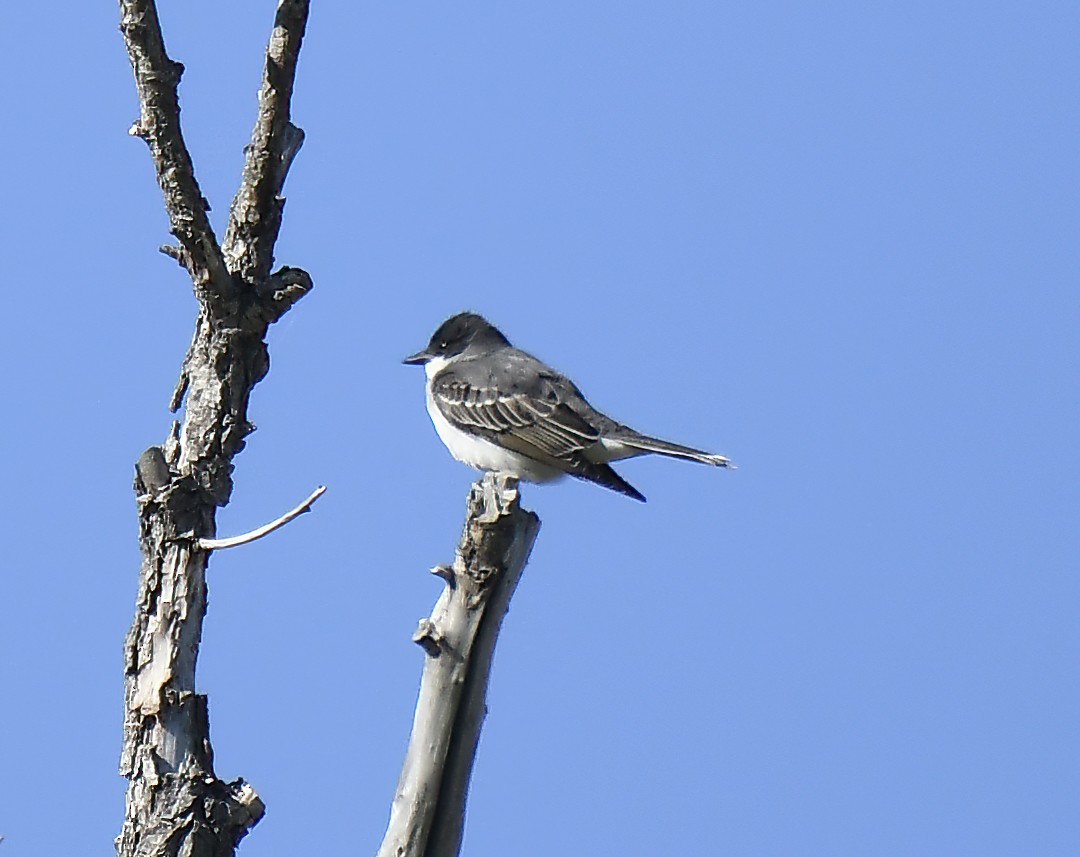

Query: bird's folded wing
[433,376,599,461]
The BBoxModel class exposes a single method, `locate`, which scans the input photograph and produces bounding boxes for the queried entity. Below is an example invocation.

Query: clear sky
[0,1,1076,855]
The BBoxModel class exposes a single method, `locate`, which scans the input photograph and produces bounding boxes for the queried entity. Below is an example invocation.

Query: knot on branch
[133,452,221,543]
[253,265,313,322]
[136,446,172,495]
[222,778,266,835]
[457,562,498,594]
[116,772,264,857]
[413,618,445,657]
[149,58,184,86]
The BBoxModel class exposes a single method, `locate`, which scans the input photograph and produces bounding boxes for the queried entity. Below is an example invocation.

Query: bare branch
[199,485,326,550]
[222,0,311,284]
[378,474,541,857]
[119,0,233,301]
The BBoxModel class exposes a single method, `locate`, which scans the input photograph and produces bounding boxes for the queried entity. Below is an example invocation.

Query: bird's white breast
[424,358,563,483]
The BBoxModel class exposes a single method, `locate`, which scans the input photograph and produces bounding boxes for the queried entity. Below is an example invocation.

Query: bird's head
[403,312,511,365]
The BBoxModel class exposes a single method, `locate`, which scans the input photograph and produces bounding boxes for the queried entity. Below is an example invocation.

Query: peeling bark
[117,1,312,855]
[378,474,541,857]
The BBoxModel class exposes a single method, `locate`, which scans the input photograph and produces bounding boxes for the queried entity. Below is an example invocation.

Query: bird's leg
[476,472,521,523]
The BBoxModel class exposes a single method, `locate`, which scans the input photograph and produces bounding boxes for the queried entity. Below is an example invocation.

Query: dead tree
[117,3,540,857]
[117,0,314,854]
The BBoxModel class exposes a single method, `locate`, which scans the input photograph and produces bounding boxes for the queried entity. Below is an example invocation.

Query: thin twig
[199,485,326,550]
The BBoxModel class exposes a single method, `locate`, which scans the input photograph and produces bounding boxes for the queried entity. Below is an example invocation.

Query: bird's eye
[439,340,449,349]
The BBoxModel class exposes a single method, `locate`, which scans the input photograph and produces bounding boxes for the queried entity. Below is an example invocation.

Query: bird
[403,312,732,502]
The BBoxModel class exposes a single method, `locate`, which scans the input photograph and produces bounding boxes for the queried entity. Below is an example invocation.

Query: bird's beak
[402,349,431,365]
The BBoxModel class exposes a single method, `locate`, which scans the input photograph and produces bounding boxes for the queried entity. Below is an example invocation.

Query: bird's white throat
[423,355,452,381]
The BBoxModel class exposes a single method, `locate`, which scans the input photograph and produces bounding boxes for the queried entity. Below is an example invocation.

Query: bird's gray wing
[431,363,601,462]
[431,350,648,501]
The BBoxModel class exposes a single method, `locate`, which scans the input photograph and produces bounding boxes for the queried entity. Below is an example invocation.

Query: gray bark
[117,1,312,855]
[379,474,541,857]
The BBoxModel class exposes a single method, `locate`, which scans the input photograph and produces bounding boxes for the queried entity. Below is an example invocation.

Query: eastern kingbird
[403,312,732,502]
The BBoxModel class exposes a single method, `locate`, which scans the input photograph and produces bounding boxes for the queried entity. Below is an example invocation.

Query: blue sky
[0,1,1077,855]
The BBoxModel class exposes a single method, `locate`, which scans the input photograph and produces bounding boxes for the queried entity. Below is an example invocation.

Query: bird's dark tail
[618,432,733,468]
[573,462,647,502]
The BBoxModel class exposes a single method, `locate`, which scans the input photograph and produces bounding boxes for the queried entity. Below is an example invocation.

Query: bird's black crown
[424,312,511,359]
